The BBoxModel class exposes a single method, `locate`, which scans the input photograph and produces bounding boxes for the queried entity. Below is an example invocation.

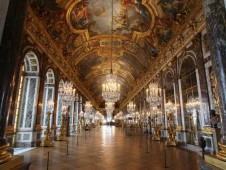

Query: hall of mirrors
[1,0,226,170]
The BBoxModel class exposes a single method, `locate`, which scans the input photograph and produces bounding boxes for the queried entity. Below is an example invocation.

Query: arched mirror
[180,56,200,145]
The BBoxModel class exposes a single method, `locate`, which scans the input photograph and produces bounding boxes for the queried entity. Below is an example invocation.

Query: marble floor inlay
[18,126,204,170]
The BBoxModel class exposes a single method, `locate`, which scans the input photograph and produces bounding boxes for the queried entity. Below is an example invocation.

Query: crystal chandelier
[85,101,93,114]
[47,99,54,113]
[102,0,120,103]
[59,81,76,106]
[185,96,200,129]
[146,82,161,107]
[127,101,136,113]
[165,100,175,114]
[105,102,115,122]
[105,102,115,114]
[102,74,120,102]
[186,96,200,112]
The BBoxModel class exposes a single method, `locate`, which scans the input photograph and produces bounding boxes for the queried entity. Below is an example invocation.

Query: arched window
[41,69,55,132]
[16,51,40,145]
[56,80,64,127]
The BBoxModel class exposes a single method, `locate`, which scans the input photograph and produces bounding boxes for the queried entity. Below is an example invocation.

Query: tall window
[56,80,64,126]
[18,51,40,130]
[41,69,55,128]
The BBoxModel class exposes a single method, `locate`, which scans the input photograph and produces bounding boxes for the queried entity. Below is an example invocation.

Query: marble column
[75,94,79,133]
[172,59,182,128]
[52,76,59,140]
[0,0,28,164]
[35,60,45,146]
[202,0,226,161]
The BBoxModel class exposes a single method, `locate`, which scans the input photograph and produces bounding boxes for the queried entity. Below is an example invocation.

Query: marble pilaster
[203,0,226,143]
[0,0,28,164]
[203,0,226,161]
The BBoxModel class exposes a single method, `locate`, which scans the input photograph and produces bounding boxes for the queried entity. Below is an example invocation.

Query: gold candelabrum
[77,118,82,134]
[166,112,177,146]
[40,111,54,147]
[0,140,12,164]
[217,143,226,161]
[188,113,197,145]
[56,113,66,141]
[152,114,161,141]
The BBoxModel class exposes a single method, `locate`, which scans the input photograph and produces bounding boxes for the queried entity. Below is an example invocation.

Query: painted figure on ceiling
[117,0,150,33]
[153,16,172,45]
[114,7,129,30]
[71,3,89,28]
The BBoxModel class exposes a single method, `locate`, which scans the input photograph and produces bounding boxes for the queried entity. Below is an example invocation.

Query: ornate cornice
[119,1,206,110]
[25,6,99,110]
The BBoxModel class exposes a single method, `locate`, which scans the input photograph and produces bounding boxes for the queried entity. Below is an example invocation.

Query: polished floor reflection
[19,126,203,170]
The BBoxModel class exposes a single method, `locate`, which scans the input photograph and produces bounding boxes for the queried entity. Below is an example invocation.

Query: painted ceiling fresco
[30,0,198,110]
[68,0,152,37]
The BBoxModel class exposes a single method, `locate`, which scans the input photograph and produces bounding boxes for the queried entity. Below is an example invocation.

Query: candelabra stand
[56,113,66,141]
[152,114,160,141]
[188,113,197,145]
[40,111,54,147]
[166,113,176,146]
[77,118,81,134]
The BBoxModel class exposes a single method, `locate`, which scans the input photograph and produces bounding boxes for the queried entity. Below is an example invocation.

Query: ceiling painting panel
[67,0,153,38]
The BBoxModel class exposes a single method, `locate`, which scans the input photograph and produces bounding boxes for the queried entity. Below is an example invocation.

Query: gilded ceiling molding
[119,1,206,110]
[70,36,149,67]
[85,70,134,89]
[25,6,99,110]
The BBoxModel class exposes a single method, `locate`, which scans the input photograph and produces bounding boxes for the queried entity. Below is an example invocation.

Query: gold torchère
[152,114,160,141]
[0,140,12,164]
[77,119,81,134]
[40,111,54,147]
[217,143,226,161]
[56,113,66,141]
[166,112,176,146]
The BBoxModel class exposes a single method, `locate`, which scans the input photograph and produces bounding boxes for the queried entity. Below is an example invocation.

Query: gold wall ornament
[210,70,221,115]
[166,113,177,146]
[40,111,54,147]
